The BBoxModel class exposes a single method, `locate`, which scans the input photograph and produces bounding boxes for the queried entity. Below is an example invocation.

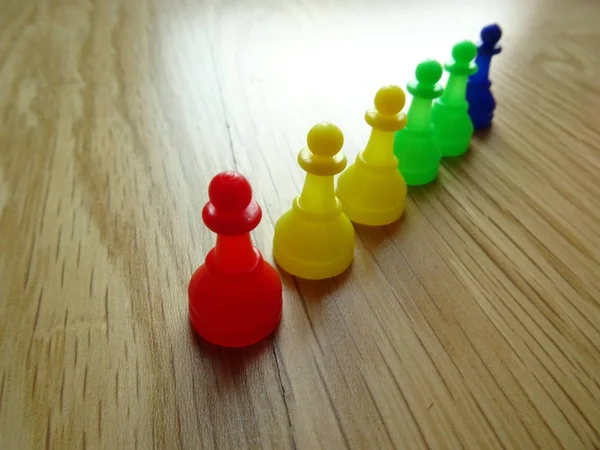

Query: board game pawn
[188,171,282,348]
[393,59,444,186]
[336,85,407,225]
[466,24,503,129]
[273,122,355,280]
[431,40,478,157]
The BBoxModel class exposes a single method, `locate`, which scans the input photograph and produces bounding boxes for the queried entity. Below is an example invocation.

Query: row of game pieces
[188,24,503,348]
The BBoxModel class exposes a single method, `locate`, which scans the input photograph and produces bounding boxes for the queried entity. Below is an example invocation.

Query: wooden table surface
[1,0,600,448]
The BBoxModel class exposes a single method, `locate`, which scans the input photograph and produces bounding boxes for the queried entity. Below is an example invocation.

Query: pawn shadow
[405,177,446,212]
[277,260,356,305]
[473,125,494,141]
[188,321,278,382]
[353,214,405,251]
[473,126,493,141]
[448,125,496,167]
[279,270,335,304]
[443,153,471,169]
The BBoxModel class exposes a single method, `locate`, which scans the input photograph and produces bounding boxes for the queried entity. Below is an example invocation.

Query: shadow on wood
[279,266,353,304]
[188,321,278,381]
[353,215,405,252]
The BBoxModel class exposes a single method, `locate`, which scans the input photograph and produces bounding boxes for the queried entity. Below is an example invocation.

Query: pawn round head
[415,59,443,86]
[374,85,405,116]
[208,171,252,212]
[452,40,478,64]
[481,24,502,45]
[306,122,344,157]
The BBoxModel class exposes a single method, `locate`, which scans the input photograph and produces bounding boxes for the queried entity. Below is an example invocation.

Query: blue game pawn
[466,24,502,129]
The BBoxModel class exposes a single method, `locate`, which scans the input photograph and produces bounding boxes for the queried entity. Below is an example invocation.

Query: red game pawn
[188,171,283,347]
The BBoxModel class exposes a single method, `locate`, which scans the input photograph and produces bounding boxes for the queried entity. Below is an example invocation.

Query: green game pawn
[432,41,478,157]
[393,59,444,186]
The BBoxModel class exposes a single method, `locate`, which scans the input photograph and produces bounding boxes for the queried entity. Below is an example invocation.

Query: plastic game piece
[466,24,503,129]
[431,40,478,157]
[336,85,408,225]
[393,59,444,186]
[273,122,355,280]
[188,171,282,348]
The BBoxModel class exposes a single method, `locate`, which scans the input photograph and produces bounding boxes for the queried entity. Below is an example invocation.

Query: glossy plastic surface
[432,40,478,157]
[336,85,408,225]
[466,24,502,129]
[394,60,444,186]
[188,172,282,347]
[273,123,355,279]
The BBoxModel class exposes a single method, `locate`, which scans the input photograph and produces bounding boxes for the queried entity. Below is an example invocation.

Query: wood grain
[1,0,599,448]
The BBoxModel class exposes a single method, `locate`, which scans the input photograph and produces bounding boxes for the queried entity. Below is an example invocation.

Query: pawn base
[472,118,493,130]
[273,199,354,280]
[394,128,441,187]
[402,167,439,187]
[467,80,496,130]
[441,143,470,158]
[339,199,404,226]
[336,155,406,226]
[432,100,474,158]
[469,107,494,130]
[274,245,354,280]
[188,250,282,348]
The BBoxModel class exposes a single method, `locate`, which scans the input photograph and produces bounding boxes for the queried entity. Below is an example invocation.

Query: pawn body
[274,195,355,280]
[189,246,282,347]
[336,154,406,225]
[188,172,282,347]
[431,99,474,157]
[337,85,407,226]
[467,24,503,129]
[394,59,444,186]
[432,40,478,157]
[395,127,441,186]
[466,80,495,129]
[274,123,355,280]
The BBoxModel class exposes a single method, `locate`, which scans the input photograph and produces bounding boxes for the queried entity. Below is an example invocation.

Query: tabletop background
[1,0,600,448]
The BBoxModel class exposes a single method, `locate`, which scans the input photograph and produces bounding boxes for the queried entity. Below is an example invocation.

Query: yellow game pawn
[273,122,355,280]
[336,85,408,225]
